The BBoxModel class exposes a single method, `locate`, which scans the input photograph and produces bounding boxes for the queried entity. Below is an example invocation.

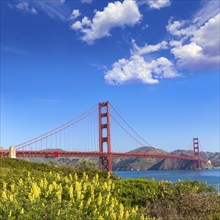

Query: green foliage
[73,159,98,174]
[114,178,220,219]
[0,158,219,220]
[0,158,150,220]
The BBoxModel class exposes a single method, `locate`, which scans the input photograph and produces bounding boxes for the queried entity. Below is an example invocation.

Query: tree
[74,159,98,175]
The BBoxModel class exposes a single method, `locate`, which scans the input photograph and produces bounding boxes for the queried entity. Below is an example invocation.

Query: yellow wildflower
[49,184,53,193]
[125,211,129,219]
[56,186,62,203]
[9,194,13,202]
[40,179,44,188]
[3,182,7,190]
[69,185,74,199]
[79,201,84,210]
[90,185,95,200]
[56,173,61,180]
[97,193,102,206]
[20,208,24,215]
[52,181,57,189]
[2,191,7,201]
[119,203,124,219]
[140,214,145,220]
[103,182,108,190]
[18,179,23,186]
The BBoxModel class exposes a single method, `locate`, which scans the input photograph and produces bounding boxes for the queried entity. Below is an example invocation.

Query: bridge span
[1,101,206,172]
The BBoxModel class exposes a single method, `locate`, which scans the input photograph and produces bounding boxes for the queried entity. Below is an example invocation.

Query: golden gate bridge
[0,101,206,172]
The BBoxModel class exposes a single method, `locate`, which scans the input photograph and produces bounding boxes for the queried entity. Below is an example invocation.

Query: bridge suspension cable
[15,104,103,150]
[1,101,206,172]
[110,103,153,147]
[110,114,145,147]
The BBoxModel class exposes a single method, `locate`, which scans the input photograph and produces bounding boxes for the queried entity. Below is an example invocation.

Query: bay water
[114,168,220,191]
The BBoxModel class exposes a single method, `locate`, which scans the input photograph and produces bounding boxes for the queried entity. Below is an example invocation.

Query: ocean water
[114,169,220,191]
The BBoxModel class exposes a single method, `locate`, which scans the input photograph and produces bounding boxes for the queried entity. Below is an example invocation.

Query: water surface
[114,169,220,191]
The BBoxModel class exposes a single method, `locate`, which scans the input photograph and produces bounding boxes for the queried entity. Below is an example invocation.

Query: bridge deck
[0,150,207,162]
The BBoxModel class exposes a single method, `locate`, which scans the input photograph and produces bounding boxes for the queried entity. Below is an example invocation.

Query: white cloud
[105,55,178,85]
[171,42,219,69]
[15,2,38,15]
[171,42,204,67]
[105,38,179,85]
[170,13,220,70]
[167,0,220,71]
[132,40,168,55]
[193,0,220,26]
[105,55,159,85]
[166,19,195,37]
[146,0,171,10]
[72,17,91,30]
[151,57,178,78]
[169,40,183,47]
[192,13,220,57]
[71,0,141,44]
[70,9,81,20]
[172,42,203,59]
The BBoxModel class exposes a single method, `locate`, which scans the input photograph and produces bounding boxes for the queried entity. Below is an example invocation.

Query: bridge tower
[99,101,112,172]
[193,138,201,169]
[9,146,16,158]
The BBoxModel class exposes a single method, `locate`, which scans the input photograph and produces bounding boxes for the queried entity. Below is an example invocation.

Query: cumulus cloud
[171,43,204,68]
[132,40,168,55]
[166,19,195,37]
[70,9,81,20]
[105,55,178,85]
[105,38,179,85]
[71,0,141,44]
[169,40,183,47]
[192,13,220,57]
[146,0,171,9]
[169,13,220,70]
[193,0,220,26]
[14,2,38,14]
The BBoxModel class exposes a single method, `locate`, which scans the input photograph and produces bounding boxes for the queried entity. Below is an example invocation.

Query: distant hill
[114,148,220,171]
[149,158,195,170]
[113,146,167,171]
[18,147,220,170]
[149,150,220,170]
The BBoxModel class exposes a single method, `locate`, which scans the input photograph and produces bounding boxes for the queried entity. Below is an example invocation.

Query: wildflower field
[0,158,219,220]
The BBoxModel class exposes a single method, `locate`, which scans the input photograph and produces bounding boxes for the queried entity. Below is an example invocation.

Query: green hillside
[113,146,167,171]
[0,158,219,220]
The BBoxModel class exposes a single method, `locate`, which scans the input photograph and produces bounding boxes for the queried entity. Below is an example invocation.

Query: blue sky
[1,0,219,152]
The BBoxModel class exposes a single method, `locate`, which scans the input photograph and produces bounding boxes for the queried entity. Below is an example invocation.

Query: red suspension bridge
[1,101,206,172]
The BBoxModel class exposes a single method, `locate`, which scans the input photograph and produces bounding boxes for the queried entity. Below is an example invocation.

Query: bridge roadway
[0,150,207,162]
